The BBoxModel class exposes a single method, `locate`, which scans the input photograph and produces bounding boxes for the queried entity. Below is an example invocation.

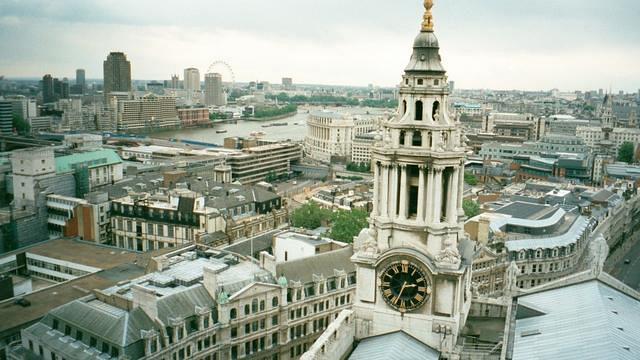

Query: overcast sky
[1,0,638,92]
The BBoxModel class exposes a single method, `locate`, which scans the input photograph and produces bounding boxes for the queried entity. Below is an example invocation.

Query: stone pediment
[227,282,281,301]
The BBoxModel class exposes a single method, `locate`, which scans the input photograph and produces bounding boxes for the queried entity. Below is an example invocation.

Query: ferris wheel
[207,60,236,88]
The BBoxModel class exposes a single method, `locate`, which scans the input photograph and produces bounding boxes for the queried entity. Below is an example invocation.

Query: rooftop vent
[520,329,541,337]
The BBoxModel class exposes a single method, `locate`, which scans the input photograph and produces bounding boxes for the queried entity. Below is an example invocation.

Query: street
[611,238,640,291]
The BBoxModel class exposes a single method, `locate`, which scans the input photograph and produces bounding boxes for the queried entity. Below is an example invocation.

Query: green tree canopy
[290,202,332,230]
[617,142,635,164]
[12,115,30,135]
[464,171,478,186]
[325,208,369,243]
[462,199,480,218]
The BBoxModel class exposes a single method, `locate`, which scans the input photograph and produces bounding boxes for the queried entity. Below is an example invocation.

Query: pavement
[611,237,640,291]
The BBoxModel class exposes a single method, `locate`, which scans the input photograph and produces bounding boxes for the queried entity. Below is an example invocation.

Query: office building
[75,69,85,91]
[55,149,124,192]
[0,100,12,135]
[116,94,181,132]
[304,111,377,163]
[41,74,55,104]
[184,67,200,92]
[205,73,226,106]
[103,52,132,99]
[225,143,303,184]
[177,107,210,127]
[8,241,356,360]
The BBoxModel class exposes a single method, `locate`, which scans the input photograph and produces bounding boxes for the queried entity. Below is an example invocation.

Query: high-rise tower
[205,73,226,106]
[103,52,132,99]
[352,0,470,354]
[184,67,201,92]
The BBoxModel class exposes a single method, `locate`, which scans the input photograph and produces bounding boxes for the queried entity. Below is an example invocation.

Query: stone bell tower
[352,0,471,355]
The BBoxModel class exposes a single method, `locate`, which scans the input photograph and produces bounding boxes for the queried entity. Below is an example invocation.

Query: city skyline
[0,0,639,92]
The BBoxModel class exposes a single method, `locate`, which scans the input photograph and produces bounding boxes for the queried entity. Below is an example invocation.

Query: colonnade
[373,162,463,225]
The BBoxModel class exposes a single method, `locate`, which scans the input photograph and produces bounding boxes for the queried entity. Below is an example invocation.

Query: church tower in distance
[352,0,471,354]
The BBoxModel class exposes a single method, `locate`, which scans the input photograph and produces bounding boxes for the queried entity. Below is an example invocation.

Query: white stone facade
[351,11,471,355]
[304,111,376,163]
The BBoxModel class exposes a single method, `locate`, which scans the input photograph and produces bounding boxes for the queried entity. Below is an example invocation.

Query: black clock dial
[380,260,431,312]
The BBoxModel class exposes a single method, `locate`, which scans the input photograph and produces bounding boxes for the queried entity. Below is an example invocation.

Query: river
[154,106,394,145]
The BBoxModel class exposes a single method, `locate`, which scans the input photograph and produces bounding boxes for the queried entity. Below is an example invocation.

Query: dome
[413,30,440,49]
[404,30,446,74]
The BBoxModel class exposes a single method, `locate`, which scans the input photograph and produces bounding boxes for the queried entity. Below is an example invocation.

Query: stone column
[457,164,465,217]
[372,163,380,216]
[399,165,408,220]
[417,165,426,223]
[433,166,443,223]
[390,164,398,219]
[425,167,435,223]
[404,131,413,147]
[448,167,459,224]
[381,164,389,217]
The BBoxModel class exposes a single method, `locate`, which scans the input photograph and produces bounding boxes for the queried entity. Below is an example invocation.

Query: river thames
[154,106,394,146]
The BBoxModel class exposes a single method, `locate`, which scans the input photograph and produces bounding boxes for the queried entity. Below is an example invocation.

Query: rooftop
[55,149,122,173]
[349,331,440,360]
[509,272,640,359]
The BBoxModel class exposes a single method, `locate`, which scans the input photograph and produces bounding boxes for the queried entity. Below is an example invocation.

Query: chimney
[203,266,218,297]
[132,285,158,320]
[477,216,491,245]
[260,251,277,276]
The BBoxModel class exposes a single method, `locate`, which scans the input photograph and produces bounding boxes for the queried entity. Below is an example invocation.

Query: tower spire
[422,0,434,31]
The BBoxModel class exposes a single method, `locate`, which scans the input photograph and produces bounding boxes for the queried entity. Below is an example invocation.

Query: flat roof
[16,238,141,270]
[0,242,175,335]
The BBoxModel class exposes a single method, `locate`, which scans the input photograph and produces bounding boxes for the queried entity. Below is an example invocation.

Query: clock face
[379,260,431,312]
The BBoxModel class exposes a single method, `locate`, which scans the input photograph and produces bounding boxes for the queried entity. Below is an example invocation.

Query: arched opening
[412,131,422,147]
[402,100,407,115]
[415,101,423,121]
[432,101,440,121]
[399,130,406,146]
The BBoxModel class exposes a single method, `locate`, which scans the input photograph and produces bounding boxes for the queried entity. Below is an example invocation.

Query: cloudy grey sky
[1,0,638,91]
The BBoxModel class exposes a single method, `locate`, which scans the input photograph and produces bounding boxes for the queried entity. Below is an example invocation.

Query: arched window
[415,101,423,121]
[251,299,259,313]
[412,131,422,147]
[230,308,237,319]
[536,249,542,258]
[432,101,440,121]
[244,304,250,315]
[399,130,406,146]
[272,296,279,307]
[402,100,407,115]
[259,300,265,311]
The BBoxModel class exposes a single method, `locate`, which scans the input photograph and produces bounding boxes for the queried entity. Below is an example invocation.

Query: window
[272,296,279,307]
[260,300,265,311]
[432,101,440,121]
[230,308,237,319]
[417,79,424,85]
[244,304,250,315]
[412,131,422,147]
[272,315,278,326]
[415,101,423,121]
[402,100,407,115]
[252,299,258,313]
[231,327,238,338]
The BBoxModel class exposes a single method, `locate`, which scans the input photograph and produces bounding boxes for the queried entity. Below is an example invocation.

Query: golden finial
[422,0,434,31]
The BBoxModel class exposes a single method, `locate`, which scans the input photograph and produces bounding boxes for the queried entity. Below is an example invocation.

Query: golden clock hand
[395,282,408,304]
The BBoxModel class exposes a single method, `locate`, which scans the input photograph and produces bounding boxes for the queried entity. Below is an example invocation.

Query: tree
[290,202,331,230]
[617,142,635,164]
[12,115,30,135]
[464,171,478,186]
[325,208,369,243]
[462,199,480,218]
